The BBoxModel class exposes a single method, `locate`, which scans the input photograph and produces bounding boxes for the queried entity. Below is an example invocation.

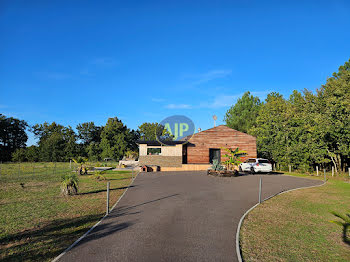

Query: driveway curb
[235,176,326,262]
[52,172,140,262]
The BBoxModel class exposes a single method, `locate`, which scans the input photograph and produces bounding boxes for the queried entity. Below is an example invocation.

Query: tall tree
[315,59,350,171]
[32,122,78,161]
[100,117,137,160]
[0,114,28,161]
[138,122,158,140]
[224,91,261,134]
[76,122,103,145]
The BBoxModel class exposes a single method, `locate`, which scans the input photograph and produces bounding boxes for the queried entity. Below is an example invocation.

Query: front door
[209,148,221,164]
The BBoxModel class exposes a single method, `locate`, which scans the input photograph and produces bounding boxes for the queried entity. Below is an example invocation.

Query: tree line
[224,59,350,172]
[1,59,349,171]
[0,117,162,163]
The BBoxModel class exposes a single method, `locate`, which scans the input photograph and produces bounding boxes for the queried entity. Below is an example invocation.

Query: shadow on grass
[0,194,178,261]
[79,185,136,195]
[0,214,110,261]
[330,211,350,246]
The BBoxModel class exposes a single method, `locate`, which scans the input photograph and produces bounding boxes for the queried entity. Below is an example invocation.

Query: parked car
[239,158,272,173]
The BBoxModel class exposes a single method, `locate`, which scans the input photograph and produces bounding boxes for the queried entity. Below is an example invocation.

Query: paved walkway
[60,171,322,262]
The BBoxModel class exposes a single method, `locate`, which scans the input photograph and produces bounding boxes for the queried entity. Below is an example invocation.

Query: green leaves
[224,91,261,134]
[221,147,247,170]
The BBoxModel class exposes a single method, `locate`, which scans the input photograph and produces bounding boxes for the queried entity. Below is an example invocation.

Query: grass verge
[0,163,134,261]
[240,174,350,262]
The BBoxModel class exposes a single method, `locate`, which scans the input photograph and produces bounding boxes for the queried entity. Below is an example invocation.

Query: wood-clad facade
[185,125,257,164]
[138,125,257,170]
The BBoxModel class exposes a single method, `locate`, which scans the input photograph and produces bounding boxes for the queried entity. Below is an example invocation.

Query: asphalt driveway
[59,171,322,262]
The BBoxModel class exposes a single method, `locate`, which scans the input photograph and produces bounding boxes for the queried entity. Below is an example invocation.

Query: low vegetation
[0,162,135,261]
[240,174,350,262]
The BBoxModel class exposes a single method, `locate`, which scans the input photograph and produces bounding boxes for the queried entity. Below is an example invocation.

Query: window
[147,148,161,155]
[245,159,256,163]
[258,159,270,164]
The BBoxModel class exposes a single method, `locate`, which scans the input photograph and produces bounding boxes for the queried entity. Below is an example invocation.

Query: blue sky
[1,0,350,145]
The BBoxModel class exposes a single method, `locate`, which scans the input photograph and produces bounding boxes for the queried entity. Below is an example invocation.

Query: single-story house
[137,125,257,171]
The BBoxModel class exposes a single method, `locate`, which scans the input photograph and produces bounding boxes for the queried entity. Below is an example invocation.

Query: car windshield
[246,159,256,163]
[258,159,270,164]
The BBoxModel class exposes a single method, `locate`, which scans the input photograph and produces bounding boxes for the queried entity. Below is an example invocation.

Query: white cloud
[184,69,232,85]
[165,104,192,109]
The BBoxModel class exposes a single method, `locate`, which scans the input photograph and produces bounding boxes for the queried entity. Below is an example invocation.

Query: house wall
[187,125,257,164]
[139,144,183,167]
[139,144,182,156]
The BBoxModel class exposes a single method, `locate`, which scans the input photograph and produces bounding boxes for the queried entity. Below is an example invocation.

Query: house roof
[136,140,184,146]
[192,125,256,139]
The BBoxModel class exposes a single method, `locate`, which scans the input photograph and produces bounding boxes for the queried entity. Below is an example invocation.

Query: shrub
[211,159,224,171]
[61,173,78,195]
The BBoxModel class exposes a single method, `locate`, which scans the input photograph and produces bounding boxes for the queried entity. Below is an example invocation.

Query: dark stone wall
[139,155,182,167]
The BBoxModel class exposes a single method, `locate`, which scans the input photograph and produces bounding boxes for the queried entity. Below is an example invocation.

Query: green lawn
[0,162,135,261]
[240,173,350,262]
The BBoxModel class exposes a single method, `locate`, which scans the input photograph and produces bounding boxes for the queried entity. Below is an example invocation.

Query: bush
[12,148,27,162]
[211,159,224,171]
[61,173,78,195]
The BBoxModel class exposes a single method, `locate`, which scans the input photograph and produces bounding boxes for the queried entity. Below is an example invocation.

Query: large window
[147,148,161,155]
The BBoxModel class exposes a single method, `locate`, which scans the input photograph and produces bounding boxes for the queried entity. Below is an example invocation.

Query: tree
[100,117,137,160]
[76,122,103,145]
[26,145,40,162]
[138,122,158,141]
[224,91,261,134]
[32,122,78,161]
[0,114,28,161]
[12,148,27,162]
[315,60,350,171]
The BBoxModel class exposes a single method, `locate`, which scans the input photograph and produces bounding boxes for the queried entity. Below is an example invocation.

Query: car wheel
[250,167,255,174]
[239,166,243,172]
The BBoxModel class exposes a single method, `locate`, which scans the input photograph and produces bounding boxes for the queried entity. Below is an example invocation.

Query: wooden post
[348,167,350,178]
[258,178,262,204]
[316,166,319,176]
[106,182,110,215]
[332,166,334,177]
[289,165,291,173]
[324,169,326,182]
[70,160,72,169]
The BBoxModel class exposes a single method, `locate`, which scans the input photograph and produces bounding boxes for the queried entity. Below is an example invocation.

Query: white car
[239,158,272,173]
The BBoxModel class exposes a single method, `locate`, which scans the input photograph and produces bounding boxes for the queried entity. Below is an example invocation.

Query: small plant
[94,170,107,181]
[61,173,78,195]
[330,211,350,245]
[222,147,247,170]
[211,159,224,171]
[72,157,88,175]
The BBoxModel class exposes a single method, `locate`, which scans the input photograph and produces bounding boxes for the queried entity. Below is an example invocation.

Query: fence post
[324,169,326,182]
[18,163,20,177]
[258,178,262,204]
[316,166,319,176]
[70,159,72,169]
[289,165,292,173]
[106,182,110,215]
[332,166,334,177]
